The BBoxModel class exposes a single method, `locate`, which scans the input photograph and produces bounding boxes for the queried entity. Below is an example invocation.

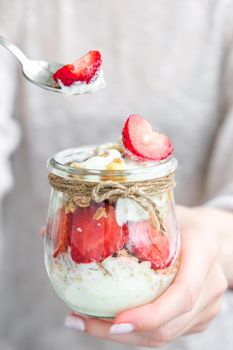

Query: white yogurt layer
[68,143,178,182]
[71,143,158,171]
[57,68,106,95]
[51,252,176,317]
[77,149,123,170]
[116,198,149,226]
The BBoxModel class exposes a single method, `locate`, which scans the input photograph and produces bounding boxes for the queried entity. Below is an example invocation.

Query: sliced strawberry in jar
[70,203,106,263]
[70,203,128,264]
[127,220,170,269]
[53,208,72,258]
[122,115,174,161]
[52,50,102,86]
[104,205,129,255]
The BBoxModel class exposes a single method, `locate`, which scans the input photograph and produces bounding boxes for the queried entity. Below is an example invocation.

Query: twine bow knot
[92,181,166,236]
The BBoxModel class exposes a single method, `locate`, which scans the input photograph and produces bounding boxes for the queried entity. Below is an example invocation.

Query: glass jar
[45,146,180,318]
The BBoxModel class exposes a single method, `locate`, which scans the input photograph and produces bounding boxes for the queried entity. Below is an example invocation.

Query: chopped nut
[65,202,76,214]
[117,249,130,258]
[70,162,81,168]
[74,195,91,208]
[113,158,124,164]
[93,207,107,220]
[106,159,125,171]
[99,152,109,157]
[65,207,70,214]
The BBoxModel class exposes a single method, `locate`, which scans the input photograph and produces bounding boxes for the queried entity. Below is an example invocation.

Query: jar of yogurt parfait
[44,116,180,318]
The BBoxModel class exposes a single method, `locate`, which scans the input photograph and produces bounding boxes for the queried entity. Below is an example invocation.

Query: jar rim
[47,145,178,182]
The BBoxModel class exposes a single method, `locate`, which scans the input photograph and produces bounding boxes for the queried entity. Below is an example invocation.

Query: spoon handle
[0,36,28,65]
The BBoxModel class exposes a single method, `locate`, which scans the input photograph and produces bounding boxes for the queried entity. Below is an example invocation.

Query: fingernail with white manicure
[110,323,135,334]
[65,315,85,331]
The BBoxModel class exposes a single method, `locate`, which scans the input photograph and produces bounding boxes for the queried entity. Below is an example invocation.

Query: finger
[183,262,227,335]
[184,300,222,335]
[65,314,147,347]
[145,284,208,344]
[183,297,224,336]
[153,259,226,342]
[113,229,215,331]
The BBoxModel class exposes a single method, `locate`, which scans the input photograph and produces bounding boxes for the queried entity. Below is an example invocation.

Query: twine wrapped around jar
[48,173,176,237]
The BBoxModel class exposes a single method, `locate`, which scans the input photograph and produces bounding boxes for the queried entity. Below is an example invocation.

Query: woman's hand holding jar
[44,115,233,347]
[65,206,233,348]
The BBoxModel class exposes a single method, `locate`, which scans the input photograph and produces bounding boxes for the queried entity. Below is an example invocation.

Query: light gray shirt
[0,0,233,349]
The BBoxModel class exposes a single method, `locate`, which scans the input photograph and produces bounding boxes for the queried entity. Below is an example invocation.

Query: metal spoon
[0,35,67,94]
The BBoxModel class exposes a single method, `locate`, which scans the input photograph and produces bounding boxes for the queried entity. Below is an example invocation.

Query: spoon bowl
[22,59,63,93]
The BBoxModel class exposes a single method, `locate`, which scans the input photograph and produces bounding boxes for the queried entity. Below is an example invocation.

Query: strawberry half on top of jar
[122,114,174,161]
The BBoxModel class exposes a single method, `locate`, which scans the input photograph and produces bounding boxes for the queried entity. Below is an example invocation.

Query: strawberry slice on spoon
[122,115,174,161]
[53,50,102,87]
